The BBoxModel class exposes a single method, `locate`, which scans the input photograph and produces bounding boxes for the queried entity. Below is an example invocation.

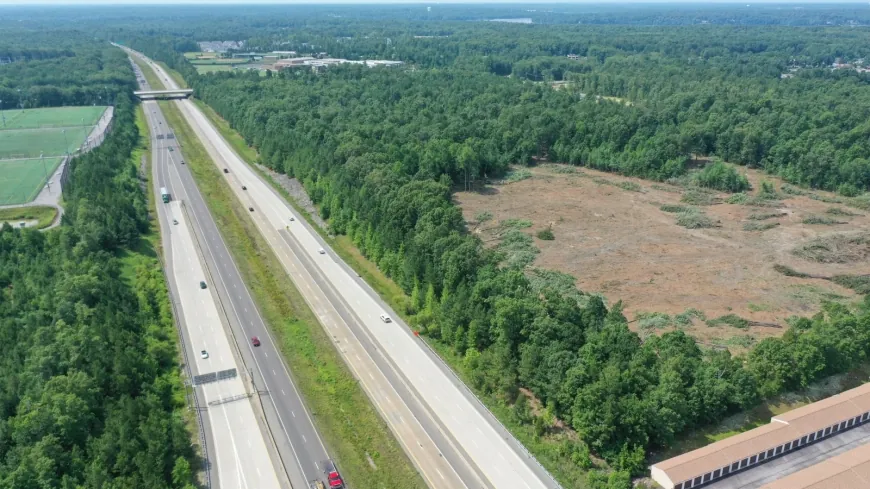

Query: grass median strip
[159,100,425,489]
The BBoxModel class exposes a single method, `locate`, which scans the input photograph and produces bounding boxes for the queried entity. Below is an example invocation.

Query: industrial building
[273,57,403,72]
[650,382,870,489]
[759,442,870,489]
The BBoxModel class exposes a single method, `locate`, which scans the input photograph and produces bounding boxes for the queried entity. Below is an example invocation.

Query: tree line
[0,31,134,109]
[0,40,196,489]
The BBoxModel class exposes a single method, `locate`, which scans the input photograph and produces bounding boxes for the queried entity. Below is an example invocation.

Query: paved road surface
[136,61,334,489]
[128,47,560,489]
[147,104,281,489]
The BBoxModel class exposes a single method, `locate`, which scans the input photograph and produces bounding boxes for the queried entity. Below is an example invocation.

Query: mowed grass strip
[0,157,63,204]
[1,106,106,129]
[159,100,425,489]
[0,126,89,158]
[194,65,235,74]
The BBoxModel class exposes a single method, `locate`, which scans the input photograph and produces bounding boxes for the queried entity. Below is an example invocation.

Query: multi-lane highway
[135,61,335,489]
[128,48,560,489]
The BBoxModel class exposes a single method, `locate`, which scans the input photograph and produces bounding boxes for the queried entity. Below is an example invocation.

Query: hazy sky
[4,0,870,4]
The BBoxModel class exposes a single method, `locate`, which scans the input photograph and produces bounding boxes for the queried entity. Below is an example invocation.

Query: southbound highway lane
[143,97,332,488]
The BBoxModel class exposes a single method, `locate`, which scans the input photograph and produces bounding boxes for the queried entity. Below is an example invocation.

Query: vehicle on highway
[321,460,344,489]
[249,207,254,212]
[379,314,392,323]
[200,350,209,359]
[318,248,326,255]
[242,185,247,190]
[223,168,229,173]
[169,147,174,152]
[289,216,295,221]
[161,187,171,203]
[173,219,178,225]
[309,481,326,489]
[251,336,261,347]
[200,281,207,289]
[181,160,185,164]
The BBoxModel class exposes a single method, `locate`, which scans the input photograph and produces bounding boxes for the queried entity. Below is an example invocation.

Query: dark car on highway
[322,460,344,489]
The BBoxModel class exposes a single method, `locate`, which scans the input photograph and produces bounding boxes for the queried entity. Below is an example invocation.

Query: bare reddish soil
[455,164,870,350]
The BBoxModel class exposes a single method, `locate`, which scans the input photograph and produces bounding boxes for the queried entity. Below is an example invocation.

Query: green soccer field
[0,106,106,130]
[0,126,91,159]
[0,157,64,205]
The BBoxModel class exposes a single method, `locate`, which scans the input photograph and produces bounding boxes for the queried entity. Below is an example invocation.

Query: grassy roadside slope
[160,100,425,489]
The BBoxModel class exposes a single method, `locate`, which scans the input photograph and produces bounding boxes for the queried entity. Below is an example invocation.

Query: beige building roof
[760,442,870,489]
[651,382,870,488]
[772,383,870,434]
[652,423,804,485]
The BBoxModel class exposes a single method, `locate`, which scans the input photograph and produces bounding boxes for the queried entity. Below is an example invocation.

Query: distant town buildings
[273,57,404,72]
[197,40,245,53]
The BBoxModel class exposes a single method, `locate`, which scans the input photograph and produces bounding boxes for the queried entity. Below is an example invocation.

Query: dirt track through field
[456,164,870,351]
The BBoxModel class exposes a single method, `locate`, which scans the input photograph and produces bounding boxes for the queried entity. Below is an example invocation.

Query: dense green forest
[179,62,870,473]
[0,37,195,489]
[0,31,133,109]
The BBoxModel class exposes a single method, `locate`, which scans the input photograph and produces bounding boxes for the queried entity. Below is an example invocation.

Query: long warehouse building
[759,442,870,489]
[650,382,870,489]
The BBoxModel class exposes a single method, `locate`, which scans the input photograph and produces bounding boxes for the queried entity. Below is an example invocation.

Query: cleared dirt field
[456,164,870,350]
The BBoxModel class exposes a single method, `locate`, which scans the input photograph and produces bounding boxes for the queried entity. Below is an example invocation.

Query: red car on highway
[322,460,344,489]
[251,336,261,347]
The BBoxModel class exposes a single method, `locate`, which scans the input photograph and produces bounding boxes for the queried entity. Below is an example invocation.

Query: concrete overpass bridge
[134,89,193,100]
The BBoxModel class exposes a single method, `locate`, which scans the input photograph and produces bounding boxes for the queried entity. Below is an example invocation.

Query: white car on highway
[380,314,392,323]
[200,350,209,359]
[318,248,326,255]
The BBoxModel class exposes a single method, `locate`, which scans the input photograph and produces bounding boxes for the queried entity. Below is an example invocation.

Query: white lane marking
[272,369,277,376]
[437,469,445,480]
[263,351,268,358]
[302,435,307,443]
[292,411,296,418]
[281,389,286,396]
